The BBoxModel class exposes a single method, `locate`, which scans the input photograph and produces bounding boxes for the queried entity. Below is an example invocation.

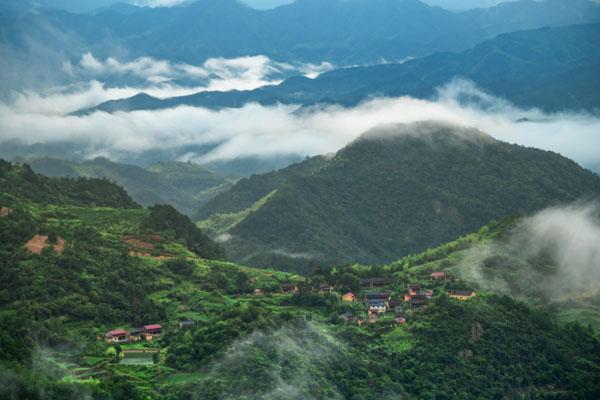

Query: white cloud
[459,202,600,298]
[0,79,599,170]
[73,52,333,91]
[130,0,187,7]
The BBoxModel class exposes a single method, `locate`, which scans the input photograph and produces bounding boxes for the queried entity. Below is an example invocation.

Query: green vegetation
[24,157,235,216]
[0,160,138,209]
[2,159,600,399]
[197,123,600,272]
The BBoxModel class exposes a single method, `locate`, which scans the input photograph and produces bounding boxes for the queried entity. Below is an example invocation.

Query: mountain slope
[0,159,138,208]
[24,157,234,216]
[1,166,600,399]
[197,122,600,271]
[85,23,600,114]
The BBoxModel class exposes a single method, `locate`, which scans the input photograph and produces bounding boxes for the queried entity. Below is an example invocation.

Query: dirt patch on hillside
[0,207,12,218]
[123,235,161,251]
[26,235,65,255]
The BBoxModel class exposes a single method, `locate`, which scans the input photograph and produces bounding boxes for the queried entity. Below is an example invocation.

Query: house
[105,329,129,344]
[388,299,401,309]
[319,284,333,294]
[338,312,355,322]
[281,283,298,294]
[367,299,387,314]
[143,324,162,340]
[409,295,427,309]
[179,320,196,329]
[365,292,390,302]
[408,284,422,295]
[0,207,12,218]
[368,313,379,323]
[254,288,264,296]
[129,327,145,342]
[360,277,395,288]
[341,292,357,302]
[430,271,447,281]
[395,317,406,324]
[447,290,476,300]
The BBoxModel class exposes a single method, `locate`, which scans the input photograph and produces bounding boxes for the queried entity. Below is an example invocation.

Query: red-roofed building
[105,329,129,344]
[431,272,447,281]
[144,324,162,334]
[341,292,357,302]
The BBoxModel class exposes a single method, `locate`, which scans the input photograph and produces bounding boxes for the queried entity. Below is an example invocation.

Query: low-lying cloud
[66,52,332,91]
[193,320,345,400]
[459,202,600,300]
[1,79,599,170]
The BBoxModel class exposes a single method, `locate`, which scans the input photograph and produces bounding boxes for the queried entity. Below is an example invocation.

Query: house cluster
[104,319,200,344]
[105,324,163,344]
[279,283,334,294]
[404,284,433,309]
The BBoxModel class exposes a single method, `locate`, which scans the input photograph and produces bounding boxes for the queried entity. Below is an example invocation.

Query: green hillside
[1,183,599,398]
[24,157,234,216]
[197,122,600,272]
[0,160,138,209]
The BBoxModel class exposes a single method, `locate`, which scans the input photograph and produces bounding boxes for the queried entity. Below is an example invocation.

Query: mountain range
[82,23,600,114]
[196,121,600,271]
[2,0,600,71]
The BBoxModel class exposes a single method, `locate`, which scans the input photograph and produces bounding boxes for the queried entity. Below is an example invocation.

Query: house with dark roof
[365,292,390,301]
[179,320,196,329]
[409,295,427,309]
[361,277,395,288]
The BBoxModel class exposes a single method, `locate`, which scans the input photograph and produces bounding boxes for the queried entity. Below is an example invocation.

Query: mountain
[196,122,600,271]
[1,158,599,399]
[84,23,600,114]
[22,157,234,216]
[3,0,600,72]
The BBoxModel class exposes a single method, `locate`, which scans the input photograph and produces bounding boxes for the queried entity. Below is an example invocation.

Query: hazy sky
[29,0,514,13]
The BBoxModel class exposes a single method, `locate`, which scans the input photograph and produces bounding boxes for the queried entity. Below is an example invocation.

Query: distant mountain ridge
[3,0,600,67]
[196,121,600,271]
[81,23,600,114]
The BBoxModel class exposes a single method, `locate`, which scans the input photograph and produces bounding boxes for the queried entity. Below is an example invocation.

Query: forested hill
[0,160,138,208]
[197,122,600,271]
[1,159,600,398]
[21,157,234,216]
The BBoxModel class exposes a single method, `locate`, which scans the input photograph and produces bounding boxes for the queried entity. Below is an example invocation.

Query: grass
[197,190,277,234]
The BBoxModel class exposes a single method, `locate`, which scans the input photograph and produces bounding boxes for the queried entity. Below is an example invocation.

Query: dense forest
[197,122,600,272]
[1,161,599,399]
[0,160,138,208]
[21,157,234,216]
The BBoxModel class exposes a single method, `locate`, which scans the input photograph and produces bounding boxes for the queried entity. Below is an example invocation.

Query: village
[102,269,475,365]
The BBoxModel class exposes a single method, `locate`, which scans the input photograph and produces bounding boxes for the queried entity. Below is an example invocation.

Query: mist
[459,202,600,301]
[1,78,599,171]
[192,320,346,399]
